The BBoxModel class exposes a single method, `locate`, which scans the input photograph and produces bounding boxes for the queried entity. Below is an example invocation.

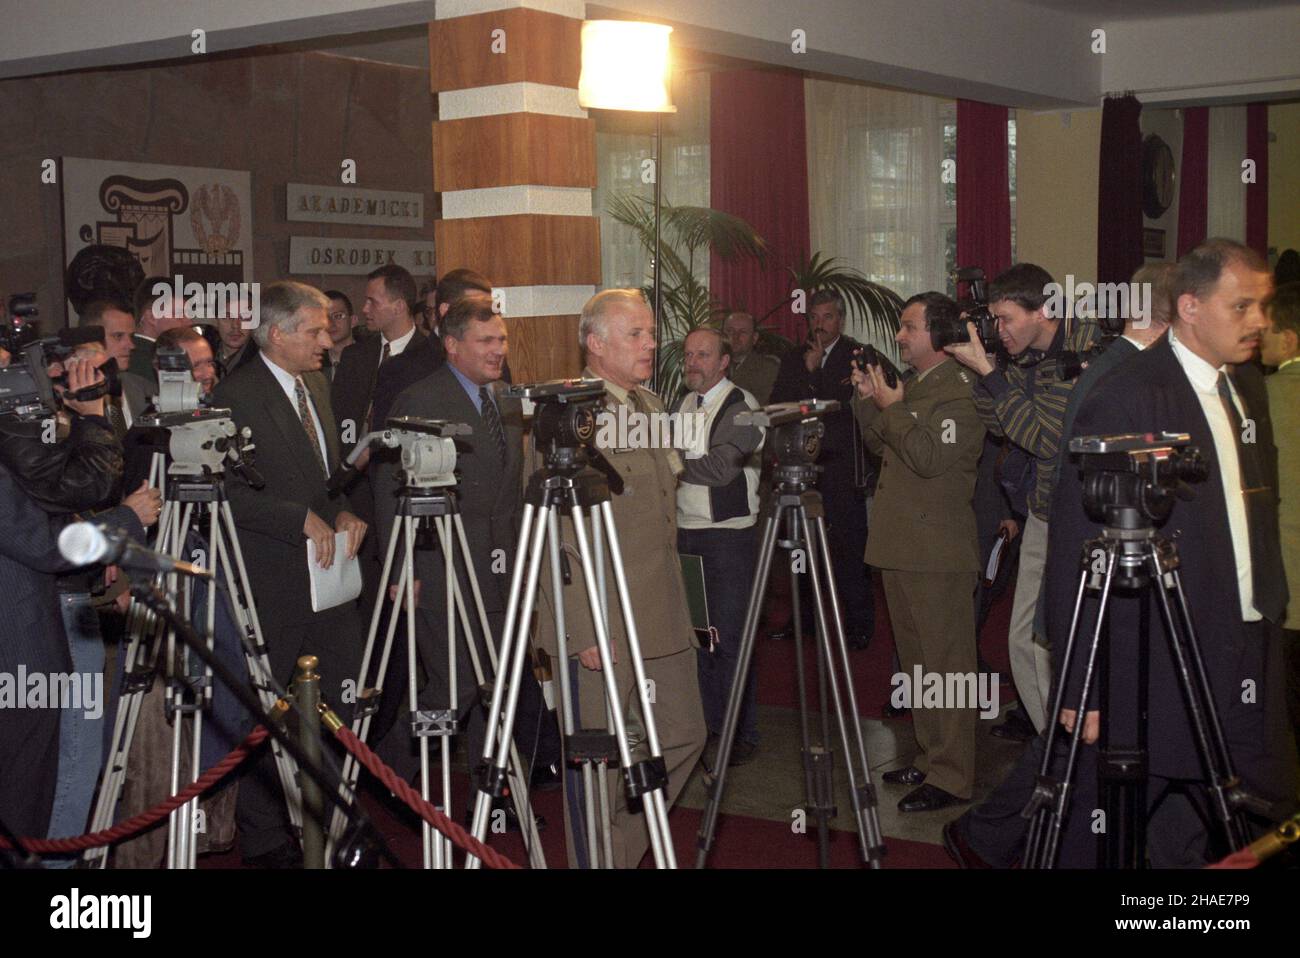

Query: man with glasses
[325,290,358,382]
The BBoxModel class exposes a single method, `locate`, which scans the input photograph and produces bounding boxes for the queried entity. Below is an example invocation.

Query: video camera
[736,399,839,470]
[851,344,900,389]
[332,416,470,492]
[929,267,999,354]
[0,294,120,421]
[1071,432,1208,529]
[134,407,263,486]
[156,345,202,414]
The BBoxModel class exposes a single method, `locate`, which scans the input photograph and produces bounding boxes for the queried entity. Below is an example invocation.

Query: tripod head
[1072,432,1207,532]
[136,407,263,486]
[336,416,470,492]
[507,378,624,493]
[737,399,838,491]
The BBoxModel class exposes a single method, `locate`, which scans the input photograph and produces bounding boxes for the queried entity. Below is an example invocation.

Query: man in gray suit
[373,290,552,780]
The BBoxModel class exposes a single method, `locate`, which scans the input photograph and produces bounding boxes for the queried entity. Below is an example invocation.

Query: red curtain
[1177,107,1209,257]
[956,100,1012,282]
[1096,94,1145,285]
[1245,103,1269,257]
[709,69,810,340]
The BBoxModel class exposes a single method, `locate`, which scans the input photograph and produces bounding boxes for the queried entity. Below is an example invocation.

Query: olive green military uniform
[529,371,707,867]
[729,352,780,406]
[853,358,986,798]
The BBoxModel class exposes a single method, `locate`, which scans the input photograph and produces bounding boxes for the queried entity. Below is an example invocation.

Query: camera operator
[1045,239,1293,867]
[0,349,122,514]
[852,293,986,812]
[946,263,1098,735]
[155,326,218,399]
[673,327,765,768]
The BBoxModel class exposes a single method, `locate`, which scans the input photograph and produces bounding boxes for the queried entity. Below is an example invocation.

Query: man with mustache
[1042,238,1293,866]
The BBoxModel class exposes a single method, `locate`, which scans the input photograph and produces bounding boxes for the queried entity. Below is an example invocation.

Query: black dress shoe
[881,702,910,719]
[942,819,992,869]
[897,783,968,813]
[881,765,926,786]
[242,842,304,869]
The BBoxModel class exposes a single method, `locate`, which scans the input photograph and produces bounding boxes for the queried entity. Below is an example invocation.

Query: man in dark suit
[214,311,260,378]
[770,289,874,647]
[372,290,555,786]
[211,280,368,867]
[1045,239,1294,867]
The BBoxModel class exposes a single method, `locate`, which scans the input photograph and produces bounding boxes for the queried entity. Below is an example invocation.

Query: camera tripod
[1023,521,1268,868]
[324,471,546,869]
[465,441,676,869]
[86,440,303,869]
[695,446,886,869]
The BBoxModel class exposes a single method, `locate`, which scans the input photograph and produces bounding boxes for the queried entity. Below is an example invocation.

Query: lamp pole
[651,112,663,393]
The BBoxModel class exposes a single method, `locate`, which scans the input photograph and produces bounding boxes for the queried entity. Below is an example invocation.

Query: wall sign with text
[289,237,436,275]
[286,183,424,228]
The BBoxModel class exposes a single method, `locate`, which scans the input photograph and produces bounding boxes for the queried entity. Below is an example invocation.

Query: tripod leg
[467,504,549,866]
[440,515,457,868]
[808,511,885,867]
[695,509,780,867]
[1154,570,1252,850]
[443,515,546,868]
[1036,546,1119,869]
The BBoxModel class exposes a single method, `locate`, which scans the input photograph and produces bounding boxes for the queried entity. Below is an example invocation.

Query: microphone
[58,522,213,579]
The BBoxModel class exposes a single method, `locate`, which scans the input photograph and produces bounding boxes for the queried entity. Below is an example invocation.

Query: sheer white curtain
[805,78,949,326]
[594,68,710,291]
[1206,104,1247,242]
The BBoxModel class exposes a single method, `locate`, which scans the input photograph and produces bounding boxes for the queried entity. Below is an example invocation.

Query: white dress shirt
[381,325,416,362]
[1168,328,1259,621]
[260,352,329,477]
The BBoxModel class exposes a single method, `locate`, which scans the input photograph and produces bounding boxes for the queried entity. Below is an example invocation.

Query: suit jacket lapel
[253,358,324,484]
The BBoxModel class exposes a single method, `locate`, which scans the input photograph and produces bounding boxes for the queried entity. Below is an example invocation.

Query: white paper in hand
[307,531,362,612]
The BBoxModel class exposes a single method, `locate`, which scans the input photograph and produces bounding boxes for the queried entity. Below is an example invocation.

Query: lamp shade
[578,20,676,113]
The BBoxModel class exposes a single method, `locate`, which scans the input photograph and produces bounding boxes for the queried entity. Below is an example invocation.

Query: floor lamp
[578,20,676,392]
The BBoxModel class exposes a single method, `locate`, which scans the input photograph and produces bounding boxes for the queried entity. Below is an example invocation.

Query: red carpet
[199,774,954,869]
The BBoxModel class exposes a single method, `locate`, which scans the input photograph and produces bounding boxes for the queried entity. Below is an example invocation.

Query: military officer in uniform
[852,292,986,812]
[529,288,707,868]
[723,310,779,405]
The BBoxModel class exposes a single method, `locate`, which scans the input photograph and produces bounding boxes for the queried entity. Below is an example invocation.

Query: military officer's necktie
[1216,371,1285,621]
[295,376,328,477]
[479,385,506,463]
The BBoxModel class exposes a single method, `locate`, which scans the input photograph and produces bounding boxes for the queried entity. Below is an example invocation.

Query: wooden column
[431,0,597,382]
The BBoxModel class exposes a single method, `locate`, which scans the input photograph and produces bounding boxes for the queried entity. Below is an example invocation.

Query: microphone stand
[128,581,398,869]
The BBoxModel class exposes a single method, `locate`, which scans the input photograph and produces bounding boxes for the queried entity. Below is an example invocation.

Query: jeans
[678,524,760,746]
[45,593,107,867]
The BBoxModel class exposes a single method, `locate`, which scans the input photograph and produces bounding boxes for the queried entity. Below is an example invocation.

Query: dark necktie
[479,385,506,464]
[105,398,128,441]
[1216,371,1285,621]
[295,377,328,477]
[365,341,391,430]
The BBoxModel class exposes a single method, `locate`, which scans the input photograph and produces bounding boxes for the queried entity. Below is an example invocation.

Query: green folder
[678,552,718,649]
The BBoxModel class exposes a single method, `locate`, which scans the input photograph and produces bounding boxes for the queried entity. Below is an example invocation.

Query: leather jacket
[0,413,123,514]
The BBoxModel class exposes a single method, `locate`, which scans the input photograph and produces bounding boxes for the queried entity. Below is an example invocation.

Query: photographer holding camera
[852,292,986,812]
[946,263,1098,735]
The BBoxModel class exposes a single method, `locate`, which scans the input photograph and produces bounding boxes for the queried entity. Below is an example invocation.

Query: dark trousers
[817,479,873,639]
[678,524,760,746]
[1287,628,1300,762]
[236,602,363,858]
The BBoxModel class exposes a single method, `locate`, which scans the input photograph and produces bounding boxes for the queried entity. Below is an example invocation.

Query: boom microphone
[58,522,213,579]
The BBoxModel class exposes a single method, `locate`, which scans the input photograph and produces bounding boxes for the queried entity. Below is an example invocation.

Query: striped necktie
[295,377,328,477]
[479,385,506,463]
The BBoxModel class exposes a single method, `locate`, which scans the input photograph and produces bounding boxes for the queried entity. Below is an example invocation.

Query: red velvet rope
[331,723,521,870]
[1,726,270,855]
